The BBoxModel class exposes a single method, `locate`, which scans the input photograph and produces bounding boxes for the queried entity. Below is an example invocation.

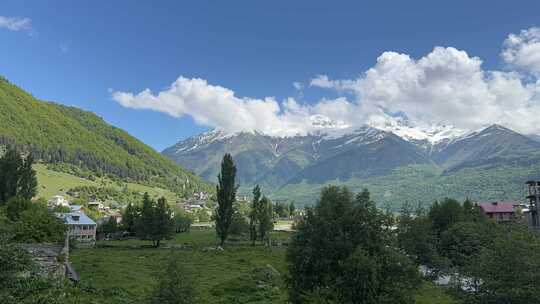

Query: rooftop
[478,201,520,213]
[56,212,96,226]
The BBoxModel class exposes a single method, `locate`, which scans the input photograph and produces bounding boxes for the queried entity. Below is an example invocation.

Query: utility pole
[526,181,540,230]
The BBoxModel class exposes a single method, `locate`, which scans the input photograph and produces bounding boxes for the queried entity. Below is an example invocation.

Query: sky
[1,1,540,150]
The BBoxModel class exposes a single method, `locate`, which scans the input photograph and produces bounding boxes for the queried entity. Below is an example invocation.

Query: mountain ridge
[164,122,540,207]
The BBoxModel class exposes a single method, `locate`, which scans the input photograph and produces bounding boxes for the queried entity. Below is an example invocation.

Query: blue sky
[1,1,540,150]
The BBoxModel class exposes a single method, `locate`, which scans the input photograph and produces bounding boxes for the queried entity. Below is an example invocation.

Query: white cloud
[310,75,334,88]
[502,27,540,76]
[112,77,354,136]
[293,82,304,90]
[0,16,31,31]
[113,27,540,136]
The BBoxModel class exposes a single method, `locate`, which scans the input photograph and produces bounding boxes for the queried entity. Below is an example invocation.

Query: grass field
[35,163,180,203]
[70,229,456,304]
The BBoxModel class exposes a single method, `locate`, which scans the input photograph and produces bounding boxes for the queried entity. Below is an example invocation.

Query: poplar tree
[214,154,238,247]
[249,185,261,246]
[257,196,274,244]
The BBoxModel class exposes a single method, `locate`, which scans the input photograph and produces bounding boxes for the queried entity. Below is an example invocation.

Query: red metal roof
[478,201,519,213]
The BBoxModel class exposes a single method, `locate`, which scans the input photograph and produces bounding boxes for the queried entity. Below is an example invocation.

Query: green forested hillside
[0,76,211,197]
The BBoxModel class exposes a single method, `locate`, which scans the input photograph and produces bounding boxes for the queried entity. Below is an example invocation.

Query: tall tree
[0,148,37,204]
[122,203,139,234]
[287,186,420,304]
[249,185,261,246]
[151,197,174,248]
[0,148,22,204]
[257,196,274,244]
[214,154,238,247]
[17,154,37,201]
[136,193,154,242]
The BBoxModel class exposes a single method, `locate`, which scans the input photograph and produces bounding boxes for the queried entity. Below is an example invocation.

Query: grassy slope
[35,164,180,203]
[70,229,455,304]
[0,76,210,195]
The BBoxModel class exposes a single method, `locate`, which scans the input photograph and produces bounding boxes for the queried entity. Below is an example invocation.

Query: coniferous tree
[0,148,22,204]
[214,154,238,247]
[249,185,261,246]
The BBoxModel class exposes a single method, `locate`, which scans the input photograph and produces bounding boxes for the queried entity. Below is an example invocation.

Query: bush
[229,213,250,236]
[12,203,66,243]
[146,254,195,304]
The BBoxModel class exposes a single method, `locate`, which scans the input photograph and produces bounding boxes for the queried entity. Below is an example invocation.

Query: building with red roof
[478,201,523,223]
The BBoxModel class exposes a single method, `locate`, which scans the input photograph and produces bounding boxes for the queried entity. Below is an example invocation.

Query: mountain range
[164,120,540,208]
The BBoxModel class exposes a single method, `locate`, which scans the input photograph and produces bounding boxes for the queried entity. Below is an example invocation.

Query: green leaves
[135,193,175,247]
[287,186,421,304]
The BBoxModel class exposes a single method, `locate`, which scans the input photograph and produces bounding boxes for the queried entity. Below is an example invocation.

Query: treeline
[397,198,540,303]
[100,193,193,247]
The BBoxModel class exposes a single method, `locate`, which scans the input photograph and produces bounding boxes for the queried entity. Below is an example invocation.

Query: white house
[48,195,70,208]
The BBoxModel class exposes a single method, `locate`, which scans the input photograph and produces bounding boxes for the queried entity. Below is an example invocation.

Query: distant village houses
[48,195,70,208]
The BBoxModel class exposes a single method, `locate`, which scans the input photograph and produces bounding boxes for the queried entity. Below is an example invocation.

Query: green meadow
[70,229,455,304]
[35,163,180,203]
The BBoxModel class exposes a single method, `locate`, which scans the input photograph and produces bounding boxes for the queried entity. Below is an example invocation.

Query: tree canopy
[0,148,37,204]
[287,186,420,303]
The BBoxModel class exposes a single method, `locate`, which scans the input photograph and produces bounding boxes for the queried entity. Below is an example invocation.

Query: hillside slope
[0,76,210,196]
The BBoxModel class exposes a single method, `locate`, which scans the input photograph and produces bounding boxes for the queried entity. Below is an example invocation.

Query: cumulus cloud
[112,77,354,136]
[112,27,540,136]
[502,27,540,76]
[0,16,32,31]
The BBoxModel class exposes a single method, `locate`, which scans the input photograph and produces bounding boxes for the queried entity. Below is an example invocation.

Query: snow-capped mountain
[162,120,540,207]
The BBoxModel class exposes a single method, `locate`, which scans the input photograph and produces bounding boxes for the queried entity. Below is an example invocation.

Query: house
[478,201,523,222]
[48,195,70,208]
[56,212,97,244]
[88,201,104,210]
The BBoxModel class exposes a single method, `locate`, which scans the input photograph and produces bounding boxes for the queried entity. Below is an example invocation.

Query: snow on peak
[367,117,468,144]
